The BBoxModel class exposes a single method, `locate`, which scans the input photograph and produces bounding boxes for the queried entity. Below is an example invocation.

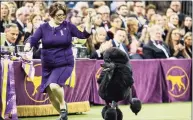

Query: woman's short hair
[49,2,67,18]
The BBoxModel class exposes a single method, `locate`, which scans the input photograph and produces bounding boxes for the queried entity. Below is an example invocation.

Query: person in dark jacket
[143,25,171,59]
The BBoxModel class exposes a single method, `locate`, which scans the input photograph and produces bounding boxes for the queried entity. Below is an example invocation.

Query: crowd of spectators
[0,1,192,59]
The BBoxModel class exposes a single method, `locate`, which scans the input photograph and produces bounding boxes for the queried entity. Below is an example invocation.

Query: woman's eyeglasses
[55,14,65,18]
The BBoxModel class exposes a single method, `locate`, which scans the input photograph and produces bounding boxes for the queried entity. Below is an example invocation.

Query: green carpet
[19,102,191,120]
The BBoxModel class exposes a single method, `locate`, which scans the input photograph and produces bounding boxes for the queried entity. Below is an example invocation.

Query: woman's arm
[24,26,42,51]
[70,13,92,39]
[29,26,43,48]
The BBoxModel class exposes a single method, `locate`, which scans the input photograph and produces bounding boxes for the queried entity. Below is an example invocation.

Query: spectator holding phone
[165,28,189,58]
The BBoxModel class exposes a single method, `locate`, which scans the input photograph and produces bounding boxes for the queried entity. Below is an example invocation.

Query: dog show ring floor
[19,102,191,120]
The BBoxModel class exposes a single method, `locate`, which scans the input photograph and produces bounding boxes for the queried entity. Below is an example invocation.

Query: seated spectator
[111,28,129,56]
[127,17,143,59]
[116,4,129,28]
[168,13,179,29]
[97,5,111,31]
[14,7,30,45]
[0,3,11,33]
[91,13,103,30]
[183,32,192,58]
[109,14,122,35]
[145,4,156,25]
[143,25,170,59]
[170,1,185,26]
[29,14,43,33]
[2,23,19,55]
[6,1,17,22]
[4,23,19,47]
[180,15,192,36]
[89,27,112,59]
[165,28,189,58]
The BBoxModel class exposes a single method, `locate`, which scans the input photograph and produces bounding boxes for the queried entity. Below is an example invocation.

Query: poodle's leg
[112,101,118,109]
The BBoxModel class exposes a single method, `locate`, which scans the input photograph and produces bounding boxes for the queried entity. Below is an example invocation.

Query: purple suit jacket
[30,21,90,67]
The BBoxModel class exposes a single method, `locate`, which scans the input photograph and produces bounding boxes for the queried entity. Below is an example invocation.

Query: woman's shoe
[60,109,68,120]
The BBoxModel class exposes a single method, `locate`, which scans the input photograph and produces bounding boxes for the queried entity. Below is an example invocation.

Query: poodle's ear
[103,47,128,64]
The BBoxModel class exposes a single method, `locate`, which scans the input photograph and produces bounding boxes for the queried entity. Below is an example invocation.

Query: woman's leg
[49,83,67,110]
[46,86,60,113]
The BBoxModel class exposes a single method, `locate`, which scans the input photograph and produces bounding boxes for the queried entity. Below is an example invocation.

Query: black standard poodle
[97,47,142,120]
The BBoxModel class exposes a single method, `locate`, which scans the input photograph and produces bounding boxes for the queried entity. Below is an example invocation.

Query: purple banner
[0,59,18,120]
[14,59,96,105]
[130,60,163,103]
[160,59,192,102]
[14,60,50,105]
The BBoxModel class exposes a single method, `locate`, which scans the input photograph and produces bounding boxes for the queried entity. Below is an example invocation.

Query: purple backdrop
[0,59,192,119]
[130,60,163,103]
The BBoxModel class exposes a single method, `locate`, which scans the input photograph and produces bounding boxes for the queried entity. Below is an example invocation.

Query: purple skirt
[40,65,73,93]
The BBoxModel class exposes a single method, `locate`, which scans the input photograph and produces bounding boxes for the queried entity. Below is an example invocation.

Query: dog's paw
[104,108,117,120]
[102,105,111,119]
[116,108,123,120]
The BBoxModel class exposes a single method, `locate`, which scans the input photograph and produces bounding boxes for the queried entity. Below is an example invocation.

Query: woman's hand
[99,41,112,53]
[21,52,33,61]
[174,44,180,51]
[178,44,185,51]
[24,43,31,52]
[85,11,92,34]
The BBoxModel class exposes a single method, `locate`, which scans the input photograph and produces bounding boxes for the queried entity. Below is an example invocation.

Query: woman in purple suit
[25,3,92,120]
